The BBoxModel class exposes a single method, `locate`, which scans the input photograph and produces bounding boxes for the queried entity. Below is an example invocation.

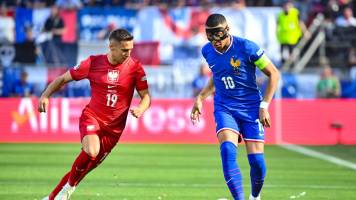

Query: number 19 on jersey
[106,93,118,107]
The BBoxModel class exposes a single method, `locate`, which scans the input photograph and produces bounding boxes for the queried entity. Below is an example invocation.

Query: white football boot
[249,194,261,200]
[41,197,49,200]
[54,183,76,200]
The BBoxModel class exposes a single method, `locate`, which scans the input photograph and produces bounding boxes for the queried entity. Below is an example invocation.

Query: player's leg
[46,134,100,200]
[68,134,100,186]
[76,132,120,184]
[48,134,100,200]
[54,132,119,200]
[246,141,265,200]
[45,112,101,200]
[45,172,70,200]
[241,120,266,200]
[215,110,245,200]
[218,130,245,200]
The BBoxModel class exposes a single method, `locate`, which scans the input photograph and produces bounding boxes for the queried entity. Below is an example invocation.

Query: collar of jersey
[213,35,234,55]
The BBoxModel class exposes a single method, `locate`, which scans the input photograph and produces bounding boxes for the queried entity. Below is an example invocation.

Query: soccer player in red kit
[38,29,151,200]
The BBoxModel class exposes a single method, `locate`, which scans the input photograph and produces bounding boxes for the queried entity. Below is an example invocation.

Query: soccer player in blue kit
[190,14,280,200]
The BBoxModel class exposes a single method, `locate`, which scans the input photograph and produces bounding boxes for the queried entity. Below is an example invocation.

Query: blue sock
[248,153,266,197]
[220,141,244,200]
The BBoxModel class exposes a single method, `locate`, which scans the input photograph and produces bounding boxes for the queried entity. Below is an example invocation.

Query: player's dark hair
[109,28,133,42]
[205,13,227,27]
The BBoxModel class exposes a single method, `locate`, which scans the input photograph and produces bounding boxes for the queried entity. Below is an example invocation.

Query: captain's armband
[254,54,271,70]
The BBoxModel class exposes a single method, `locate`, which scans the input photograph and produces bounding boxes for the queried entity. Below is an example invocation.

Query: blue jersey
[202,36,265,111]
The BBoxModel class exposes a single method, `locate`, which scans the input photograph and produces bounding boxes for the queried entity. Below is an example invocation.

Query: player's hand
[38,97,49,113]
[190,98,203,125]
[130,107,143,118]
[259,108,271,128]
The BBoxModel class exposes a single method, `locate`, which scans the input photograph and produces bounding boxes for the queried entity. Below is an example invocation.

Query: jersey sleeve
[201,44,208,59]
[69,56,91,81]
[135,62,148,91]
[247,40,271,70]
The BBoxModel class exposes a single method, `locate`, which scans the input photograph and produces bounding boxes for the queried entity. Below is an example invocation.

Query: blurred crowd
[0,0,351,9]
[0,0,302,9]
[0,0,356,98]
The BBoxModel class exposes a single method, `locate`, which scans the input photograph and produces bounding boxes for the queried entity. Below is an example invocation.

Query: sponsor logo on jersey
[107,70,119,83]
[141,76,147,81]
[230,56,241,75]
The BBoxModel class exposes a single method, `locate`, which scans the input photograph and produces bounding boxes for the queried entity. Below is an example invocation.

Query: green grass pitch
[0,144,355,200]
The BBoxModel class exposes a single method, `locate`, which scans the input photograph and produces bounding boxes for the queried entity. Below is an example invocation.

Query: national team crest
[107,70,119,83]
[230,56,241,75]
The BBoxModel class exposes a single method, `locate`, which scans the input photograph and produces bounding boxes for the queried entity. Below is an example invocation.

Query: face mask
[205,26,229,42]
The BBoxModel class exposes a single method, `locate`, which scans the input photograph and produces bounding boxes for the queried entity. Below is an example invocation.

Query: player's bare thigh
[218,130,240,146]
[245,141,264,154]
[82,135,100,158]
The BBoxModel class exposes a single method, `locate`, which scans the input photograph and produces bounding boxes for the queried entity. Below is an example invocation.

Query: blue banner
[15,8,33,43]
[78,7,137,41]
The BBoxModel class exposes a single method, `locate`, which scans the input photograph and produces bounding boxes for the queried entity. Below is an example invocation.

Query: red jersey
[69,54,148,136]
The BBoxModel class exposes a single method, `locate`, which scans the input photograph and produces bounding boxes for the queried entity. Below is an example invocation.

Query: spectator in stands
[276,0,309,65]
[11,71,35,97]
[192,63,210,97]
[55,0,82,9]
[335,7,356,27]
[14,26,38,64]
[43,5,65,65]
[0,4,14,43]
[316,65,341,98]
[44,5,65,43]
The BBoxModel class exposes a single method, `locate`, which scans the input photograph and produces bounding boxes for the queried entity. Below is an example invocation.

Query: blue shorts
[214,106,265,142]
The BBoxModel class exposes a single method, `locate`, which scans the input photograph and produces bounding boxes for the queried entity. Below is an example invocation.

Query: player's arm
[130,89,151,118]
[260,63,280,105]
[255,55,280,127]
[190,77,215,124]
[197,77,215,101]
[38,71,73,113]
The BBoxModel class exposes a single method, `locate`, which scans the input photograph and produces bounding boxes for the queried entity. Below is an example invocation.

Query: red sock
[74,150,109,185]
[49,172,70,200]
[68,150,96,186]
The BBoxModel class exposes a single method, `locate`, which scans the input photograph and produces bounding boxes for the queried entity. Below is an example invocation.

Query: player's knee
[83,146,100,158]
[82,135,100,158]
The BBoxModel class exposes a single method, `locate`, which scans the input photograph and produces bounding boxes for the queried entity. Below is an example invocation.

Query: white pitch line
[279,144,356,170]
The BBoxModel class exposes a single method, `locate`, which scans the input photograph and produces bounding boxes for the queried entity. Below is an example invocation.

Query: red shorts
[79,109,120,154]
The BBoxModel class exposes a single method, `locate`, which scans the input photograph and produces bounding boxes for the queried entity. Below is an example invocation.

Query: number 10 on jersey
[106,93,118,107]
[222,76,235,89]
